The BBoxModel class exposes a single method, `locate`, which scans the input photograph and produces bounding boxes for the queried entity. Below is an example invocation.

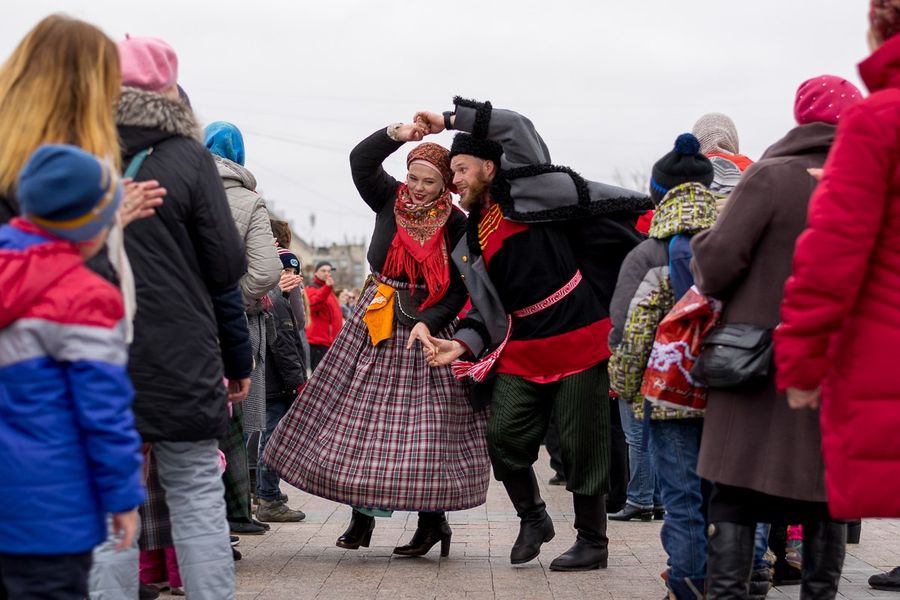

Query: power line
[242,129,347,154]
[250,161,372,221]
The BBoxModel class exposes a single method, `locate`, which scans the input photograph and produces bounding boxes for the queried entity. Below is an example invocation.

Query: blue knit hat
[204,121,245,166]
[18,144,123,243]
[277,247,301,273]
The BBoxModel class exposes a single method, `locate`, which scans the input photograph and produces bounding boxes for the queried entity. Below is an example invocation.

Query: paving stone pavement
[219,449,900,600]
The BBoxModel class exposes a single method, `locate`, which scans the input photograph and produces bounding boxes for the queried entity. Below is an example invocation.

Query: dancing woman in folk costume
[263,121,490,556]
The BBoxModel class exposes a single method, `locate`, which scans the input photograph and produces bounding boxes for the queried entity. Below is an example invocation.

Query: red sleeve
[305,284,332,307]
[775,103,895,391]
[327,295,344,344]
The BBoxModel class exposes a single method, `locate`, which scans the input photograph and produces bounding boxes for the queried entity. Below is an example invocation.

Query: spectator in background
[0,16,165,599]
[338,288,353,320]
[305,261,343,371]
[609,133,718,598]
[692,113,753,197]
[777,0,900,593]
[0,145,144,600]
[271,219,311,371]
[694,74,862,600]
[116,34,250,599]
[256,247,307,523]
[204,120,281,537]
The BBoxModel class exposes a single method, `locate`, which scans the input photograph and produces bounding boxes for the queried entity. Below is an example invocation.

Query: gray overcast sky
[1,1,870,245]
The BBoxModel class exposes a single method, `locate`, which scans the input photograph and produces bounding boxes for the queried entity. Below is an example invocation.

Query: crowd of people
[2,2,900,599]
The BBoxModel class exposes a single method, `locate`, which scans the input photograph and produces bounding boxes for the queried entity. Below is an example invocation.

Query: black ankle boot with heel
[393,511,452,557]
[336,509,375,549]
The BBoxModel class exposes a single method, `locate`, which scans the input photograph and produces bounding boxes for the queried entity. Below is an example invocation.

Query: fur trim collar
[453,96,493,139]
[116,86,201,141]
[491,164,653,223]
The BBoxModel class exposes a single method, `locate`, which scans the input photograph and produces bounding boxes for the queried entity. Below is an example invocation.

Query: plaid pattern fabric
[220,404,252,520]
[264,277,490,512]
[138,451,173,551]
[243,312,266,433]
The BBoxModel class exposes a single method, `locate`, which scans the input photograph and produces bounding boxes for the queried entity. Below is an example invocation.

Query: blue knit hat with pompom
[18,144,123,242]
[649,133,714,205]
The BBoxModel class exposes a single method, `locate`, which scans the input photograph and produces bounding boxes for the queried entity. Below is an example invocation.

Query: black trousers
[0,552,91,600]
[544,409,565,477]
[545,400,628,509]
[309,343,329,372]
[488,363,611,496]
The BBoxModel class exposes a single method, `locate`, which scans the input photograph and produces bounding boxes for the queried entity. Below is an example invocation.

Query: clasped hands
[405,322,466,367]
[394,111,448,143]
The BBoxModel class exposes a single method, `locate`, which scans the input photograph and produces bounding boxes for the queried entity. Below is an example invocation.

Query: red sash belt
[452,270,583,382]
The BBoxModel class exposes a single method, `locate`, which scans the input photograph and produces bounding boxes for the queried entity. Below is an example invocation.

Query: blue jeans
[256,394,292,501]
[754,523,772,570]
[649,418,706,585]
[619,402,661,509]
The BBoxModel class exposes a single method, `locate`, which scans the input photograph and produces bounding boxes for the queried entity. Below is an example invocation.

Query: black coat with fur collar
[117,86,249,442]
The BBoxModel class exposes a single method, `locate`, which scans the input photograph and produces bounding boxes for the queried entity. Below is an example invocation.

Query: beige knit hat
[691,113,740,155]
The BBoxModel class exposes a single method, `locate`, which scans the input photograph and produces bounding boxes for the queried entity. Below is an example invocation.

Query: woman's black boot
[706,521,755,599]
[393,511,452,557]
[749,567,773,600]
[770,524,802,586]
[846,519,861,544]
[800,520,846,599]
[336,509,375,549]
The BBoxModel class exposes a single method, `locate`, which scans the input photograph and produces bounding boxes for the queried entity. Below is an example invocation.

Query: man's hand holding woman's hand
[424,336,466,367]
[396,122,429,142]
[406,322,433,351]
[413,111,446,134]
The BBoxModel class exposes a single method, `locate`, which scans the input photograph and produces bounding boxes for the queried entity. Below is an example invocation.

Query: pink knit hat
[794,75,863,126]
[118,34,178,92]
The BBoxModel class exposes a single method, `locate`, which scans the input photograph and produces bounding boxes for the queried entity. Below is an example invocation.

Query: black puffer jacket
[265,287,307,400]
[117,86,250,442]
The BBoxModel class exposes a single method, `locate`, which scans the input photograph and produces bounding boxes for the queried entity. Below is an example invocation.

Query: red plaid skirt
[263,277,490,511]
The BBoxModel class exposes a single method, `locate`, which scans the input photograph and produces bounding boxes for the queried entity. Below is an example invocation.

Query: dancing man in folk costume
[263,120,490,557]
[423,97,651,571]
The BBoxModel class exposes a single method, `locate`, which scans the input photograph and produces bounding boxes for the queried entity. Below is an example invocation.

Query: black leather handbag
[691,323,773,388]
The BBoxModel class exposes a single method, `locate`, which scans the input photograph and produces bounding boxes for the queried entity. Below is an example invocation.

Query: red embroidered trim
[451,270,584,382]
[512,270,582,318]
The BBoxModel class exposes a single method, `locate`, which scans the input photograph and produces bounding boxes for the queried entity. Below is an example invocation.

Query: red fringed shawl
[382,184,452,311]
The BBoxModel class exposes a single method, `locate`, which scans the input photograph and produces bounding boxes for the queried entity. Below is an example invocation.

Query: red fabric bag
[640,286,720,411]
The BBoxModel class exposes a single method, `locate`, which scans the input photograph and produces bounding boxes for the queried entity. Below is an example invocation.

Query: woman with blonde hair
[0,14,164,276]
[0,14,164,600]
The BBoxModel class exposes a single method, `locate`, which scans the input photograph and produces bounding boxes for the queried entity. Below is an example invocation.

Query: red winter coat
[305,277,343,347]
[775,35,900,519]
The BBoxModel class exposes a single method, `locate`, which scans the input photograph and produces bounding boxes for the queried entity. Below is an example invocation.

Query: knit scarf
[382,184,452,311]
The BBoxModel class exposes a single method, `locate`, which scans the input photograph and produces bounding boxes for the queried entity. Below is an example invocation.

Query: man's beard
[460,176,490,212]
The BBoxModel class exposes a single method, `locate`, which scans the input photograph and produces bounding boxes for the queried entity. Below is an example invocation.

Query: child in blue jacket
[0,145,144,599]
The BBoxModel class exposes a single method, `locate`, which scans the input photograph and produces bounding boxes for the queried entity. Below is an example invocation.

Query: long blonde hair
[0,14,121,198]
